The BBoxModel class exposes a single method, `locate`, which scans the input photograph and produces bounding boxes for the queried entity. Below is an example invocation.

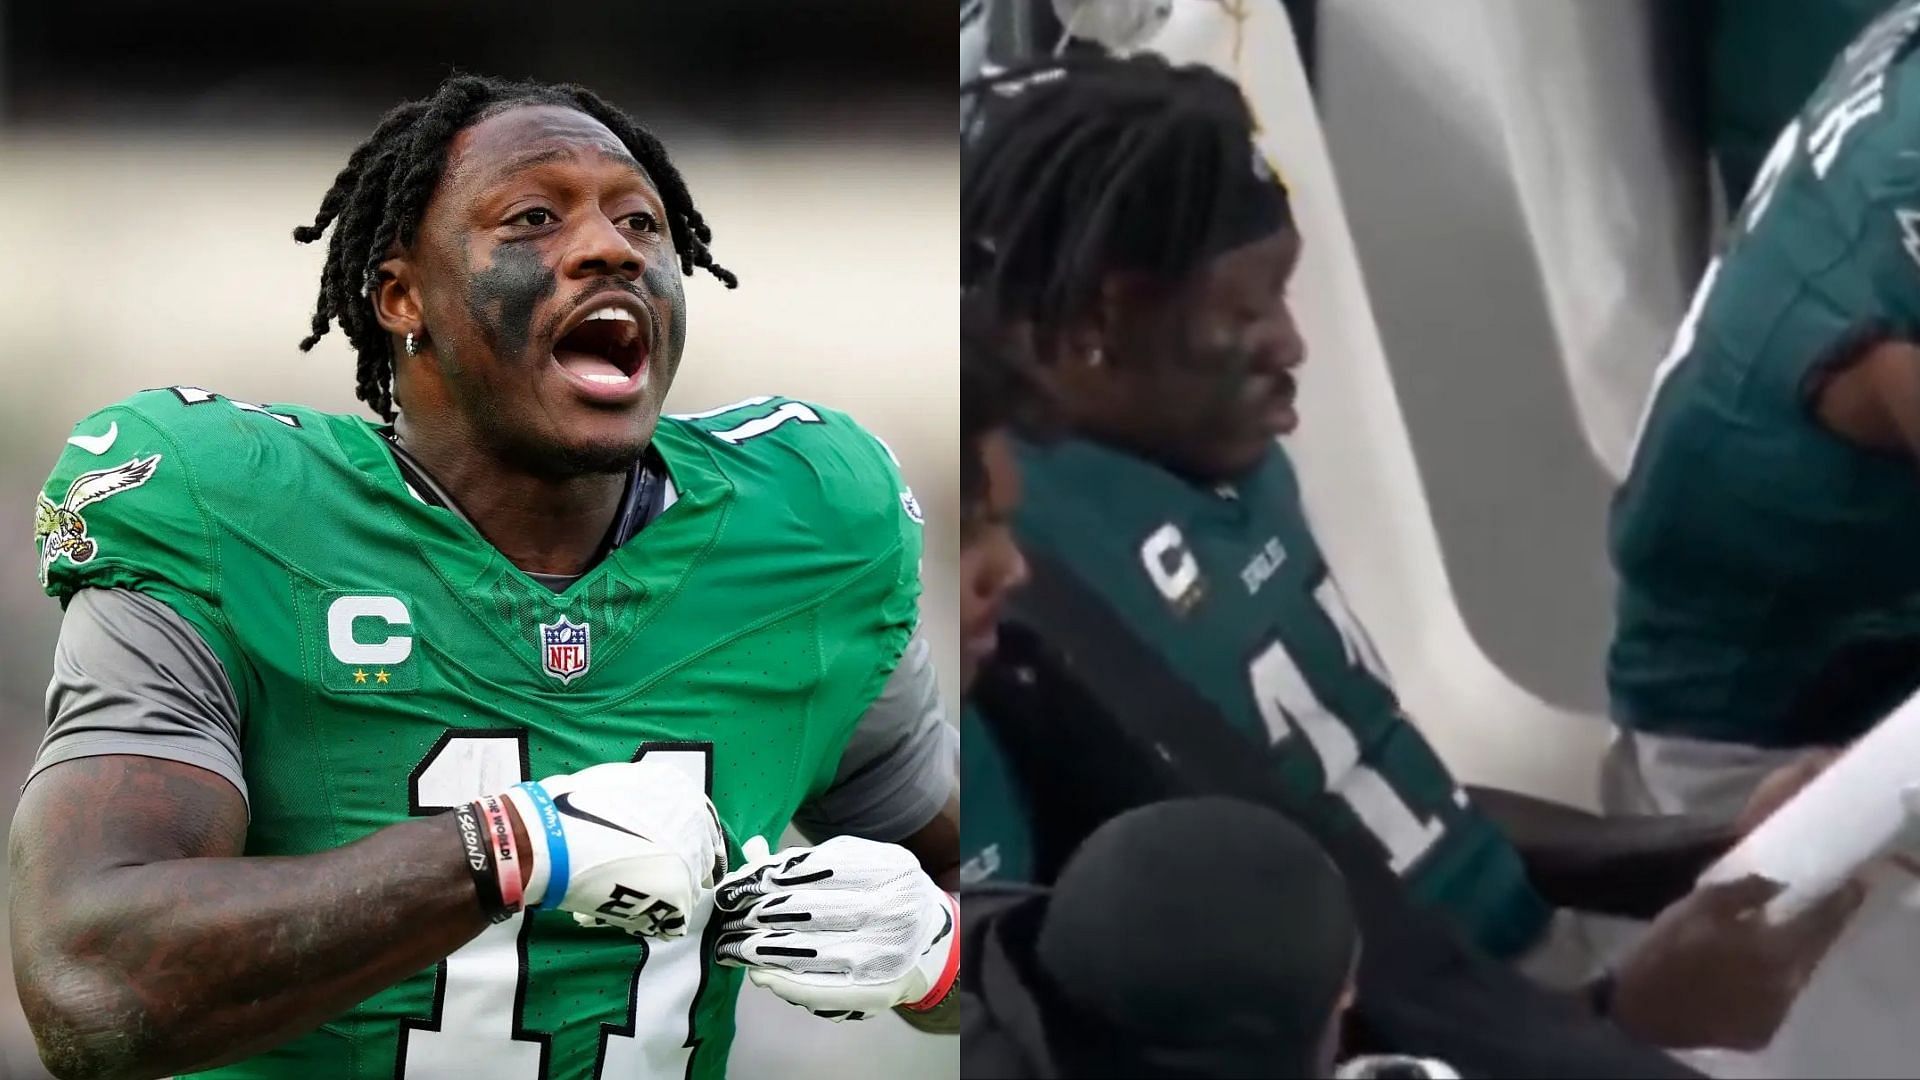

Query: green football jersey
[34,388,922,1080]
[956,704,1035,887]
[1613,0,1920,748]
[1013,438,1551,959]
[1708,0,1898,207]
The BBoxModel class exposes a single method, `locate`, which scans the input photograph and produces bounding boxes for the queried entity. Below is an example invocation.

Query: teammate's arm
[9,754,515,1080]
[1811,337,1920,457]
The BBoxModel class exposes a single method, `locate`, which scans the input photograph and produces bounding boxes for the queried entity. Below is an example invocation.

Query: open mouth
[552,304,650,390]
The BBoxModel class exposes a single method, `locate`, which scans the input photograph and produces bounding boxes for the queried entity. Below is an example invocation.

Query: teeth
[584,306,637,324]
[583,372,628,385]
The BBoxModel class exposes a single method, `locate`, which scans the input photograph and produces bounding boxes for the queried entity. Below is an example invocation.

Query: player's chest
[237,576,830,853]
[1079,500,1405,747]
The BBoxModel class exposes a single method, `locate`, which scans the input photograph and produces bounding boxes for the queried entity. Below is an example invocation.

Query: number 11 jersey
[1012,437,1550,958]
[34,389,923,1080]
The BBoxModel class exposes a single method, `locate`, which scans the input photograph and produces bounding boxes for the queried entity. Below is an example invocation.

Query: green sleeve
[36,394,254,715]
[788,403,926,798]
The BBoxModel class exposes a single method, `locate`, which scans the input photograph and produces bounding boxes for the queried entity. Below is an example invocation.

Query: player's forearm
[15,810,499,1080]
[1466,785,1735,920]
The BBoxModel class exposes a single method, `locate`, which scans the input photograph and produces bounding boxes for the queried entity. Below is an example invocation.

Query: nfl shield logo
[539,616,592,684]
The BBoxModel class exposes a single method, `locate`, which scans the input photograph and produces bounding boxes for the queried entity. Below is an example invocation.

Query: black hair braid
[294,74,736,420]
[961,54,1261,347]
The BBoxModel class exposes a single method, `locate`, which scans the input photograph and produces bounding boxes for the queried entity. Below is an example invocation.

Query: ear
[369,256,424,339]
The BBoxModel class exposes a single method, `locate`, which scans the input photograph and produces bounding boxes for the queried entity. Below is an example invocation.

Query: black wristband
[453,802,512,924]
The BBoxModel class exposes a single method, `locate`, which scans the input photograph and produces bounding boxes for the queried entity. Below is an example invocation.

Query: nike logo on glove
[928,904,953,950]
[553,791,651,840]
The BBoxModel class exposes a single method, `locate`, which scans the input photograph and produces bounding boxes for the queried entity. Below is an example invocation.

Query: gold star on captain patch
[375,669,391,684]
[353,669,368,684]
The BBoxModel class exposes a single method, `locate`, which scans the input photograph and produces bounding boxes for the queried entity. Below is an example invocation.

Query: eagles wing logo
[35,455,162,586]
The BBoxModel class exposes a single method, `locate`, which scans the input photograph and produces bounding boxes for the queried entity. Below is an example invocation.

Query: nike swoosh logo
[928,903,953,949]
[553,791,650,841]
[67,422,118,456]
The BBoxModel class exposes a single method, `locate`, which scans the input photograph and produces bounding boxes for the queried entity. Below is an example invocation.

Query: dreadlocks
[961,53,1288,350]
[293,74,738,421]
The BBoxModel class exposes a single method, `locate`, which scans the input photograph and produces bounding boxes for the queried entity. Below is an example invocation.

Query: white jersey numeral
[401,734,714,1080]
[168,385,300,427]
[1246,584,1445,875]
[707,401,823,445]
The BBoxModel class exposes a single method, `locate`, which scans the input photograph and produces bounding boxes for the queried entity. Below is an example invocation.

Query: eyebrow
[484,145,648,187]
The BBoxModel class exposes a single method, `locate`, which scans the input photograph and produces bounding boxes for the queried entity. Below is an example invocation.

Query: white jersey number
[1247,580,1447,875]
[669,395,824,445]
[401,733,714,1080]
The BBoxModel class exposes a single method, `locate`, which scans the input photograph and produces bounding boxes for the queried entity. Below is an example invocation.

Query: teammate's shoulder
[660,394,919,532]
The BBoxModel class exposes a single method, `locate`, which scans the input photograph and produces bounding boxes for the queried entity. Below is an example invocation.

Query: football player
[12,75,957,1080]
[960,51,1862,1068]
[1612,0,1920,825]
[1613,3,1920,1071]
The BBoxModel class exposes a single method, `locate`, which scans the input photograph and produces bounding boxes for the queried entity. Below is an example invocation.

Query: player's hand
[1734,749,1840,836]
[713,835,959,1022]
[500,762,726,938]
[1611,873,1865,1051]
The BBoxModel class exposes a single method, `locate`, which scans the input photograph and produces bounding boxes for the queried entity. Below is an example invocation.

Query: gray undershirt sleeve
[29,587,248,806]
[792,631,957,844]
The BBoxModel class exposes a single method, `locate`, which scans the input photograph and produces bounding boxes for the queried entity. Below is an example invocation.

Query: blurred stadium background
[0,3,954,1078]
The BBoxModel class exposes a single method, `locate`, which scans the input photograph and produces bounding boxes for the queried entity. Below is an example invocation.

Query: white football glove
[714,835,959,1021]
[500,761,726,938]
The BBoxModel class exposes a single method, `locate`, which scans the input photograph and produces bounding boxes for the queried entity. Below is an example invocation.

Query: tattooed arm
[8,755,522,1080]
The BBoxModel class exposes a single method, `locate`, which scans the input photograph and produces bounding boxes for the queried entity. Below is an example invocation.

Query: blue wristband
[515,781,570,909]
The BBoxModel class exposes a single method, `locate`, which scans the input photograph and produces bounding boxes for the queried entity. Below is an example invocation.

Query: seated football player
[952,293,1685,1078]
[960,51,1863,1068]
[12,74,957,1080]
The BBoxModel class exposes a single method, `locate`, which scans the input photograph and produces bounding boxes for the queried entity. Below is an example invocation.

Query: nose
[563,211,643,282]
[1263,303,1306,370]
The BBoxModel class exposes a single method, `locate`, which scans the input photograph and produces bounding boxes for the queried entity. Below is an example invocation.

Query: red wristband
[477,794,524,914]
[906,893,961,1012]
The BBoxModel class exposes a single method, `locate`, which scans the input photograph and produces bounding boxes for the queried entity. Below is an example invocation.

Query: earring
[404,332,422,356]
[1088,347,1105,368]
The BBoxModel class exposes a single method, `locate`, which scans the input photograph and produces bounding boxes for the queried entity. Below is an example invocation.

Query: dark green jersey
[1708,0,1898,207]
[1613,0,1920,748]
[35,389,921,1080]
[1012,438,1550,959]
[957,704,1035,887]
